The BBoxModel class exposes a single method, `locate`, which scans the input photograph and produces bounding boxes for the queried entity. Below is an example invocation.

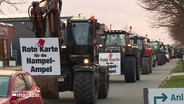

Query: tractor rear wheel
[142,57,150,74]
[149,56,153,73]
[133,48,141,80]
[98,69,109,99]
[158,53,165,65]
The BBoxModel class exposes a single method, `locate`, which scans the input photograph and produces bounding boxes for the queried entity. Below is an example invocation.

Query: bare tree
[0,0,27,13]
[139,0,184,45]
[139,0,184,27]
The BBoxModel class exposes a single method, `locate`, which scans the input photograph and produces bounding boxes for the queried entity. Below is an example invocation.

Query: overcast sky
[1,0,173,44]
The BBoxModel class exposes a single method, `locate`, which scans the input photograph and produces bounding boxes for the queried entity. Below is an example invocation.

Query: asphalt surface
[0,59,181,104]
[44,59,179,104]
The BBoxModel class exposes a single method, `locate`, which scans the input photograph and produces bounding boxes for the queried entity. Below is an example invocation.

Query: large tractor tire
[74,71,98,104]
[136,59,141,81]
[153,60,156,67]
[142,57,150,74]
[149,56,153,73]
[124,56,136,83]
[133,48,141,80]
[98,67,109,99]
[152,54,156,68]
[157,53,164,65]
[32,76,59,99]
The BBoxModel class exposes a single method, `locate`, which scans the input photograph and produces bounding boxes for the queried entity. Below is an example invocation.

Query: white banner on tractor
[99,53,121,75]
[20,38,61,75]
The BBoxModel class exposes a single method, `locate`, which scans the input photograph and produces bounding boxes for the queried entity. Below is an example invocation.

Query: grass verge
[172,60,184,73]
[161,59,184,88]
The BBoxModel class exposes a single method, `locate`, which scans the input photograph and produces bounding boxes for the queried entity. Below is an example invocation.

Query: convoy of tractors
[9,0,179,104]
[0,0,182,104]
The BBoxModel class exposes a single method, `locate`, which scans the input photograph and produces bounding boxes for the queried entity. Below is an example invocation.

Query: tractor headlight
[61,45,66,48]
[84,59,90,64]
[99,44,103,48]
[127,44,132,47]
[165,54,169,58]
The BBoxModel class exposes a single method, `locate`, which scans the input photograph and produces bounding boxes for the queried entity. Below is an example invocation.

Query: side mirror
[147,39,150,43]
[96,23,100,30]
[61,23,66,30]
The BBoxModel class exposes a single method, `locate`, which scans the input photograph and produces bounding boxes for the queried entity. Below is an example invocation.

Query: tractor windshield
[71,22,90,45]
[150,41,158,49]
[69,21,92,55]
[0,76,10,98]
[130,37,143,49]
[106,34,125,47]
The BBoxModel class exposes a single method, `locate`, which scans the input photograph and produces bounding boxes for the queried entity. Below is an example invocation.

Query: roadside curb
[170,72,184,76]
[159,71,184,88]
[159,75,171,88]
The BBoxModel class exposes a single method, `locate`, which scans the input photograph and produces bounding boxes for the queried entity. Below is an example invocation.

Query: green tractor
[99,30,140,82]
[150,41,166,65]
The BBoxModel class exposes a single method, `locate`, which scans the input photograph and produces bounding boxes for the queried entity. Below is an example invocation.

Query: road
[43,59,179,104]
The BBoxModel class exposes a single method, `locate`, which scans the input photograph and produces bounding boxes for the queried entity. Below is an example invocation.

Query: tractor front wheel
[124,56,136,83]
[74,71,98,104]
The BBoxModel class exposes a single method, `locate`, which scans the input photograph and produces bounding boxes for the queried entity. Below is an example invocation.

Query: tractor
[28,0,109,104]
[130,35,155,74]
[150,40,166,65]
[99,30,140,82]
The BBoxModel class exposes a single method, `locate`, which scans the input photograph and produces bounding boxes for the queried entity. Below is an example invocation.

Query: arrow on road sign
[154,93,168,104]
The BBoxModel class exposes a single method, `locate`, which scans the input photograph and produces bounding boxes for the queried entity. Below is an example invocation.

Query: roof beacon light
[90,14,95,19]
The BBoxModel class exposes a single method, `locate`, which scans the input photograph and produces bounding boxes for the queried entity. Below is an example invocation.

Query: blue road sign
[144,88,184,104]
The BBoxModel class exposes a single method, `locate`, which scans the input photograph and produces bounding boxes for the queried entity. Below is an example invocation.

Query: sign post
[182,52,184,71]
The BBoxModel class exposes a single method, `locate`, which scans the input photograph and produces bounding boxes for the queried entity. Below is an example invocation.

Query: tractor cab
[104,30,133,54]
[61,17,100,65]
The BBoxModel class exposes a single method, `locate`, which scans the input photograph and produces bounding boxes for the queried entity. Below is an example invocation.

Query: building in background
[0,17,35,65]
[0,23,14,66]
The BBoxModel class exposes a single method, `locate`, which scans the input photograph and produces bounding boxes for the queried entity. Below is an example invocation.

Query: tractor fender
[99,65,109,74]
[143,48,152,56]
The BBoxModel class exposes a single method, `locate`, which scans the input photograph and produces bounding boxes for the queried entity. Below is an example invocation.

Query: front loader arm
[28,0,62,38]
[29,1,47,37]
